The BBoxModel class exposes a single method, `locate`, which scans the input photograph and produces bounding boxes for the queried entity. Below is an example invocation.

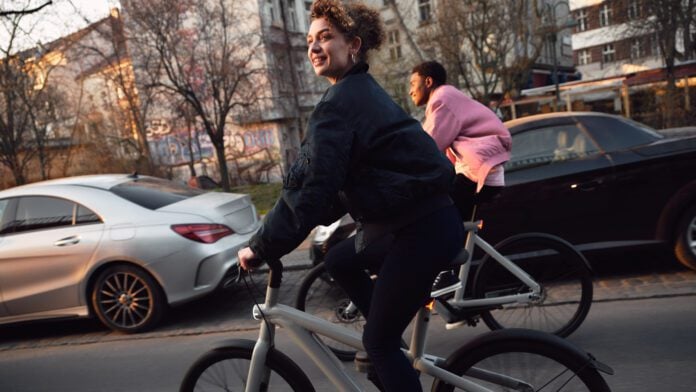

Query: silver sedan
[0,174,260,333]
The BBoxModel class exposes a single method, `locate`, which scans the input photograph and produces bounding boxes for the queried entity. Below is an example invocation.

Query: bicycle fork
[247,319,274,392]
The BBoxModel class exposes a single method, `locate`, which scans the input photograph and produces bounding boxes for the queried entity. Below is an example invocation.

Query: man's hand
[238,247,258,271]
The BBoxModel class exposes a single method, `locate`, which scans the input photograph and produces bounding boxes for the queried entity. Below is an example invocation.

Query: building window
[579,49,591,65]
[630,39,643,59]
[602,44,615,63]
[388,30,402,60]
[418,0,431,23]
[267,0,277,24]
[651,33,661,56]
[577,10,588,32]
[305,1,312,30]
[599,4,612,27]
[627,0,640,20]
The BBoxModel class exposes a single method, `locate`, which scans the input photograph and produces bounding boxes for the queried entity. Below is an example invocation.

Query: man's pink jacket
[423,85,512,192]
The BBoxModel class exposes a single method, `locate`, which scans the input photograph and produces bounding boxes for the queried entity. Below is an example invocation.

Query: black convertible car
[309,112,696,271]
[478,112,696,270]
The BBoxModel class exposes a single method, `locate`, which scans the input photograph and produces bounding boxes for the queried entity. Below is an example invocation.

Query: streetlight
[545,1,577,111]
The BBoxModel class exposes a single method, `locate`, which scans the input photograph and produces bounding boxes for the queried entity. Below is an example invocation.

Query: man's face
[409,72,431,107]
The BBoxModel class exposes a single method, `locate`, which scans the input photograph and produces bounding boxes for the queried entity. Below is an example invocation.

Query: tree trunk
[213,141,230,191]
[10,156,26,186]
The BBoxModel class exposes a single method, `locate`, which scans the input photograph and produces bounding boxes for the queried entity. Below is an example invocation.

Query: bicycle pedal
[445,320,468,330]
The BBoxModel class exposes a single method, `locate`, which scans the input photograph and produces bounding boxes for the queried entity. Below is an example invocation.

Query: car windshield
[110,177,205,210]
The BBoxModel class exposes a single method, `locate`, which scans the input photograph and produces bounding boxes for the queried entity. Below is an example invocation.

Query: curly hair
[310,0,385,61]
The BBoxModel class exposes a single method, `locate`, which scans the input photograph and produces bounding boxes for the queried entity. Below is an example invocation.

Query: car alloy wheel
[675,205,696,271]
[92,265,165,333]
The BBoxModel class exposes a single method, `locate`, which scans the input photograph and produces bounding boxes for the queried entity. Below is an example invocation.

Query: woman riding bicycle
[237,1,463,390]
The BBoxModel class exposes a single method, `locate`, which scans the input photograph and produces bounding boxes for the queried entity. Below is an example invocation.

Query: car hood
[158,192,259,234]
[633,135,696,157]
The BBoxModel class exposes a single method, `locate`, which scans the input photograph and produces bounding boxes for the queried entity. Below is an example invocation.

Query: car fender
[82,259,168,315]
[656,179,696,243]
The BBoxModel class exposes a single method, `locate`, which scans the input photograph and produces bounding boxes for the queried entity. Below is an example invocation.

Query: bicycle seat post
[453,221,479,302]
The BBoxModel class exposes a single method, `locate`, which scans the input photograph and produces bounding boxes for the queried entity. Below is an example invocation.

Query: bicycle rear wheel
[180,341,314,392]
[295,262,364,361]
[432,329,612,392]
[473,233,593,337]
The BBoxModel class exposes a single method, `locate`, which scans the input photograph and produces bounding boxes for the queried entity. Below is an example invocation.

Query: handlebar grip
[246,257,266,270]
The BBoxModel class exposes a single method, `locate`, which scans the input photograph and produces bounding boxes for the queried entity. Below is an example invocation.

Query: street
[0,249,695,391]
[0,296,695,391]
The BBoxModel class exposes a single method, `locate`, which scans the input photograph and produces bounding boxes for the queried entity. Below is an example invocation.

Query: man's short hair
[411,61,447,87]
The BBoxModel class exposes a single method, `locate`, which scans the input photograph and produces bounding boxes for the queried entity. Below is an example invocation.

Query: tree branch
[0,1,52,17]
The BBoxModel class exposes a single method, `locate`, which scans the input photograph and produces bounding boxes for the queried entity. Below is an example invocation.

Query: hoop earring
[351,53,356,63]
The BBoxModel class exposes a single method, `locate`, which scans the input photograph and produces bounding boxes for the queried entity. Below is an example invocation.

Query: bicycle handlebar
[247,258,283,288]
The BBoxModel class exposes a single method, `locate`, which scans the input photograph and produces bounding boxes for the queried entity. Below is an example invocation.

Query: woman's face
[307,17,358,85]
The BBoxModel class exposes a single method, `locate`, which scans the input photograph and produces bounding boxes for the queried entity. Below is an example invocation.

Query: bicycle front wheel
[180,343,314,392]
[295,262,363,361]
[473,233,593,337]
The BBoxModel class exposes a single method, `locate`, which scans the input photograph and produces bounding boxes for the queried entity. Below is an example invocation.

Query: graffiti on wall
[147,120,279,166]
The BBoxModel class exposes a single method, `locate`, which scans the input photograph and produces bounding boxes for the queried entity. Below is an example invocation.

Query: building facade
[361,0,578,117]
[570,0,664,80]
[0,9,146,189]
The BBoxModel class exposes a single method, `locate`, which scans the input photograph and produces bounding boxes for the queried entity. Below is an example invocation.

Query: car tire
[675,205,696,271]
[91,264,166,333]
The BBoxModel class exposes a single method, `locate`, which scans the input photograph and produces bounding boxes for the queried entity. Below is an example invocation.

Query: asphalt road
[0,246,695,391]
[0,295,694,391]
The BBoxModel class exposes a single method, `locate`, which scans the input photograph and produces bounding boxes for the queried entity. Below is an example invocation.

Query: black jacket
[249,63,454,260]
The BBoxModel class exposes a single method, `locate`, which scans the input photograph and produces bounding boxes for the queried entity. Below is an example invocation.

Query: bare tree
[123,0,267,191]
[0,0,52,17]
[427,0,545,106]
[0,11,65,185]
[71,9,157,174]
[627,0,696,126]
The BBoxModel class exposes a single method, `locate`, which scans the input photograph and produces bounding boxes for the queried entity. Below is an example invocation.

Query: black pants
[324,204,464,391]
[451,174,503,221]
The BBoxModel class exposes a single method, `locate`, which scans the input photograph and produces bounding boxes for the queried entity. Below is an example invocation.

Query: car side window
[76,204,101,224]
[11,196,75,233]
[506,124,598,172]
[0,199,9,234]
[581,116,661,152]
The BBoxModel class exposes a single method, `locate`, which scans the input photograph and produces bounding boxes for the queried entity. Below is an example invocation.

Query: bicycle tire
[473,233,593,337]
[295,262,363,361]
[432,328,612,392]
[180,340,315,392]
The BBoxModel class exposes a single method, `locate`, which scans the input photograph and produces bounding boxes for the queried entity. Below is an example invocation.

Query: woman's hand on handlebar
[238,247,259,271]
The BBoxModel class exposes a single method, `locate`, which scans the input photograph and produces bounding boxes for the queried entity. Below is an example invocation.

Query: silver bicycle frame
[432,221,542,308]
[245,282,528,392]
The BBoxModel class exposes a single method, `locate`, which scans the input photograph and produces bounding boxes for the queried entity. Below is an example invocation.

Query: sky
[1,0,118,53]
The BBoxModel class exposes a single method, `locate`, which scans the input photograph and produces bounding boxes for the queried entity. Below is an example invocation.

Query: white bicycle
[296,221,594,360]
[180,258,612,391]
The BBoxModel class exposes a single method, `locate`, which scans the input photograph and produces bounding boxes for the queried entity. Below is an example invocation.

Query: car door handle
[575,180,602,191]
[55,236,80,247]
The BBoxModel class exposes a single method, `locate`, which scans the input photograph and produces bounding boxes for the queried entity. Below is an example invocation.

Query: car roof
[0,174,147,194]
[504,111,619,129]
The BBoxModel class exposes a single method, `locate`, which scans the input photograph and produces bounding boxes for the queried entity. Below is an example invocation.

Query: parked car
[309,112,696,271]
[0,173,260,333]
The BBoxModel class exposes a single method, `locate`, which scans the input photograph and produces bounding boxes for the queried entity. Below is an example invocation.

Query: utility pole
[278,0,303,169]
